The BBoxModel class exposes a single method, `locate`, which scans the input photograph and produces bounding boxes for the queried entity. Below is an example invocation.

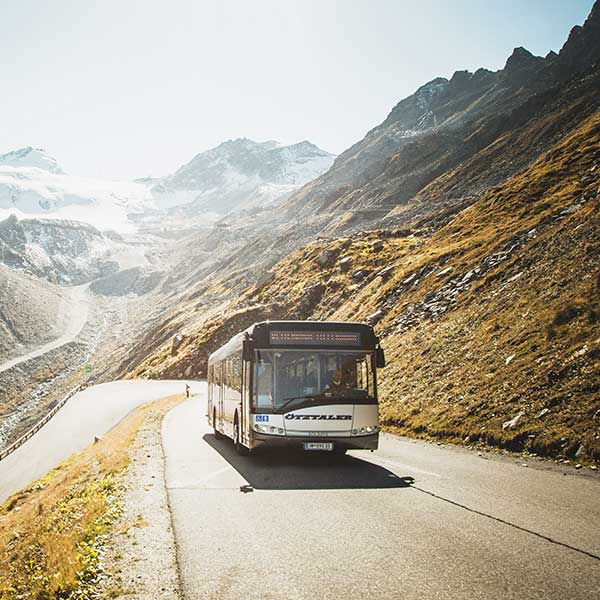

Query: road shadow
[203,434,414,491]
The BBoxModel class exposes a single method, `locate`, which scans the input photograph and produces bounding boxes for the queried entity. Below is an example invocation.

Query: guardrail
[0,386,80,462]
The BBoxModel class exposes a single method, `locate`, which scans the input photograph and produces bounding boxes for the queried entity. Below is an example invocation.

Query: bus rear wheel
[213,409,222,439]
[234,417,249,456]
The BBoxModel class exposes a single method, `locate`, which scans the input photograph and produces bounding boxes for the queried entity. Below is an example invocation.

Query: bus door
[218,362,224,431]
[241,360,252,445]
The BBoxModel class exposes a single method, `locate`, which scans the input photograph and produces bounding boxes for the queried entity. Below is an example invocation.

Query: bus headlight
[351,426,379,436]
[253,424,285,435]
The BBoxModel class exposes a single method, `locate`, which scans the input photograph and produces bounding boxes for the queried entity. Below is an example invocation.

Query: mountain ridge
[152,137,335,216]
[279,4,600,232]
[0,147,64,175]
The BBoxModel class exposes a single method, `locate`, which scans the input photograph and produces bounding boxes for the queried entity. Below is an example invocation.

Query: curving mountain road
[0,379,202,503]
[163,390,600,600]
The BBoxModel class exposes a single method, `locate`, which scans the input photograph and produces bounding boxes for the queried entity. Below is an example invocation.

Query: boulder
[317,249,335,266]
[256,271,275,287]
[339,256,352,272]
[367,309,383,325]
[171,334,187,355]
[377,265,395,279]
[502,411,524,430]
[436,266,453,278]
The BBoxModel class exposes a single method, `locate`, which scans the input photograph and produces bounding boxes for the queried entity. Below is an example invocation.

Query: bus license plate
[303,442,334,451]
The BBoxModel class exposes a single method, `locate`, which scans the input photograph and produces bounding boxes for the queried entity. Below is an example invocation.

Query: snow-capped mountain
[0,147,64,174]
[0,138,335,232]
[152,138,336,215]
[0,149,151,232]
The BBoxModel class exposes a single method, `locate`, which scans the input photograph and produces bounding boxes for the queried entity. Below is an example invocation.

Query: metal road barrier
[0,386,80,461]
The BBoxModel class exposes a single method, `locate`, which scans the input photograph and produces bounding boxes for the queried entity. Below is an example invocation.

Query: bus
[207,320,385,455]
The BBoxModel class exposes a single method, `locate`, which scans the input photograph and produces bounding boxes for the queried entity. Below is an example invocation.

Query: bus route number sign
[269,330,361,346]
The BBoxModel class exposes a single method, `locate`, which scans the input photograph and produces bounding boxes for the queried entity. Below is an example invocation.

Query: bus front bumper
[250,431,379,451]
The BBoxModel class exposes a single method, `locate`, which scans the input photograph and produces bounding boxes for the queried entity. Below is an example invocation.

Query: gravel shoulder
[98,396,183,599]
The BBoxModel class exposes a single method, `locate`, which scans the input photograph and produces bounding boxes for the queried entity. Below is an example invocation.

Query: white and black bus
[207,320,385,455]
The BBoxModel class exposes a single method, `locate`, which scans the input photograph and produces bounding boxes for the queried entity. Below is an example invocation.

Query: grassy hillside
[130,109,600,464]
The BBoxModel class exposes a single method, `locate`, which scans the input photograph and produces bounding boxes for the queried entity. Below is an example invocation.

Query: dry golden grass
[0,394,182,600]
[130,111,600,464]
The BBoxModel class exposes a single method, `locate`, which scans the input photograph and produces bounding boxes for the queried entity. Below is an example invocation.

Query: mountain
[0,139,335,232]
[127,98,600,464]
[151,138,335,215]
[0,147,64,174]
[117,2,600,465]
[280,3,600,234]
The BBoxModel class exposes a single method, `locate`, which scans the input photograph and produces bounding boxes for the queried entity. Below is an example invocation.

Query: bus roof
[208,320,378,363]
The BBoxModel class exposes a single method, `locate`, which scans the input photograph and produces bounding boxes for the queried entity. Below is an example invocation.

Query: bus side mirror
[376,347,386,368]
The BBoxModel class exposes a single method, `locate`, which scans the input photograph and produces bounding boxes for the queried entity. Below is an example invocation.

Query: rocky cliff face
[0,215,120,284]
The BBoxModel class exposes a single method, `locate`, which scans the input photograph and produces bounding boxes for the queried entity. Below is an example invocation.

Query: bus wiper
[275,395,321,414]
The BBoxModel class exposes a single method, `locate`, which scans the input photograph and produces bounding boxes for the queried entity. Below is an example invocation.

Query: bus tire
[234,416,249,456]
[213,409,223,439]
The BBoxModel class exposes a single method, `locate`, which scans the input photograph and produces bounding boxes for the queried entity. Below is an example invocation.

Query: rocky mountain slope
[151,138,335,216]
[280,2,600,234]
[128,107,600,464]
[120,3,600,466]
[0,214,133,284]
[0,265,70,363]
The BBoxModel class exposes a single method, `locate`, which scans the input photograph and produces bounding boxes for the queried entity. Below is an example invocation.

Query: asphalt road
[163,389,600,600]
[0,379,202,503]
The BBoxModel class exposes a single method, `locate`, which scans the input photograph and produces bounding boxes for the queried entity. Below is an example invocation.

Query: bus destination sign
[269,330,361,347]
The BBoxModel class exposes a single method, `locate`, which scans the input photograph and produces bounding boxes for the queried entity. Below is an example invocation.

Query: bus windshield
[253,350,375,413]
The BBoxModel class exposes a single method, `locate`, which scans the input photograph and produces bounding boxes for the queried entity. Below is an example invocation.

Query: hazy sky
[0,0,594,179]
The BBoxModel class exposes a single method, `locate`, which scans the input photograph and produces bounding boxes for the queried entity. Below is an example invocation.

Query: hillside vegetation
[131,108,600,464]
